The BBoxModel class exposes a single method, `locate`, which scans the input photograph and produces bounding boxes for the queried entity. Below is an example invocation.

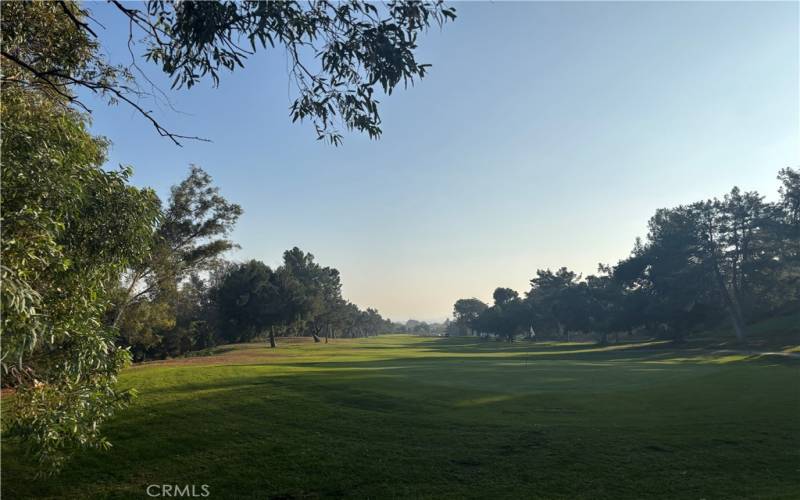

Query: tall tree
[280,247,327,341]
[307,268,345,343]
[113,165,242,327]
[527,268,584,340]
[773,168,800,308]
[452,298,488,336]
[614,188,785,343]
[472,287,529,342]
[1,2,163,472]
[215,260,280,345]
[615,205,723,341]
[492,287,519,306]
[583,271,626,345]
[1,88,160,472]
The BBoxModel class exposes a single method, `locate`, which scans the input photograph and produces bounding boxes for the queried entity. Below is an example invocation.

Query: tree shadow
[5,337,798,499]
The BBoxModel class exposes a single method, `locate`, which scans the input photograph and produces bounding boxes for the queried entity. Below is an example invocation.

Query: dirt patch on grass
[128,342,293,369]
[126,337,352,369]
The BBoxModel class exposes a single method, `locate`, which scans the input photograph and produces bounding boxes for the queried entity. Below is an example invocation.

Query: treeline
[394,320,449,335]
[105,167,394,362]
[450,170,800,344]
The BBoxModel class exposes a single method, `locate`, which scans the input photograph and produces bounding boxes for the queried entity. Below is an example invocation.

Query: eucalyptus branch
[1,50,209,146]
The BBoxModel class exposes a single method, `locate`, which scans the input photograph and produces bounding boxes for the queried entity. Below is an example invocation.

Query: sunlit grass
[3,335,799,499]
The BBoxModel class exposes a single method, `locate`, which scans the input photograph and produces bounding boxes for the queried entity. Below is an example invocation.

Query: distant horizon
[80,1,798,321]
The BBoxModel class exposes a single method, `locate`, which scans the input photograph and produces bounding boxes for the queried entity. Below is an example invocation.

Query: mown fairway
[4,335,799,499]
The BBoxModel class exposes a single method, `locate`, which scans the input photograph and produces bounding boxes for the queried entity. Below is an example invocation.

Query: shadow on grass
[5,337,799,499]
[136,338,795,400]
[5,350,799,500]
[136,346,791,404]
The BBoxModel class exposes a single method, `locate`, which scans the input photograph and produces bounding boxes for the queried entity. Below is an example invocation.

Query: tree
[1,3,163,473]
[173,272,224,352]
[280,247,330,342]
[614,205,724,341]
[116,298,175,361]
[121,272,222,361]
[471,287,529,342]
[306,268,346,343]
[772,168,800,310]
[2,1,457,145]
[111,166,242,361]
[778,168,800,228]
[583,271,626,345]
[413,322,431,334]
[113,165,243,327]
[611,185,790,343]
[492,287,519,306]
[359,308,391,337]
[210,248,392,346]
[527,268,584,340]
[1,86,160,472]
[214,260,281,345]
[214,257,316,348]
[452,298,489,336]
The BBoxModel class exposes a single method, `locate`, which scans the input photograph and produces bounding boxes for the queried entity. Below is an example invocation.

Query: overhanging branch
[1,50,209,146]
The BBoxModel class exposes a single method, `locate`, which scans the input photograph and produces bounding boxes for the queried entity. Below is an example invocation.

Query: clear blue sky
[82,1,798,322]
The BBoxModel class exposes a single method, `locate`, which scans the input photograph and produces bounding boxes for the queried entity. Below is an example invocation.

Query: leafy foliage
[0,2,163,472]
[452,298,488,335]
[2,0,457,145]
[0,88,160,472]
[136,0,456,144]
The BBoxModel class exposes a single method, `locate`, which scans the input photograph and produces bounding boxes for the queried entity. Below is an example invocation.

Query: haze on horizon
[82,1,798,322]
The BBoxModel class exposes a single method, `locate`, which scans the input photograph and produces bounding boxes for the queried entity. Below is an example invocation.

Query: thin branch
[58,1,97,38]
[0,51,90,112]
[124,17,188,117]
[109,0,169,45]
[1,51,210,146]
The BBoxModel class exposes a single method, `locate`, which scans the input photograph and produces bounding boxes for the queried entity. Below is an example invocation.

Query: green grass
[3,335,799,499]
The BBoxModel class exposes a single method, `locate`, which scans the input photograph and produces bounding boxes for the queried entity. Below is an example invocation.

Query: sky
[81,1,798,322]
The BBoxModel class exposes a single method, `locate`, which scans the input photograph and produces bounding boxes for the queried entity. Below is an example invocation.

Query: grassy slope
[3,336,799,499]
[687,311,800,352]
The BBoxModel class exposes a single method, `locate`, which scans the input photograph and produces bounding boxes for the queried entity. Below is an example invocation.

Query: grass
[690,311,800,352]
[3,335,799,499]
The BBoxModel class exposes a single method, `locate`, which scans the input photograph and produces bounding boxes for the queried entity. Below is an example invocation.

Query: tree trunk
[557,322,568,341]
[112,268,152,327]
[112,274,140,327]
[269,327,276,348]
[705,222,748,343]
[311,332,321,343]
[712,260,748,342]
[112,300,130,328]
